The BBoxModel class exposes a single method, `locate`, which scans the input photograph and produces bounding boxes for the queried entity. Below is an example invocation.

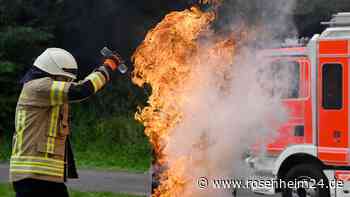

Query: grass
[75,143,151,172]
[0,184,13,197]
[71,114,152,172]
[0,184,144,197]
[77,150,151,172]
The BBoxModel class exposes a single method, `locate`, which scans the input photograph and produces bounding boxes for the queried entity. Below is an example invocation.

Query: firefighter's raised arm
[19,48,124,106]
[68,58,121,102]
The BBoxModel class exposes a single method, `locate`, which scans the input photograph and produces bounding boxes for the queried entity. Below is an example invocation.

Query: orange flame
[132,6,239,197]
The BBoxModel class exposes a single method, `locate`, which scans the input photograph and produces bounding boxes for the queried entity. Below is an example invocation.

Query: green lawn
[60,113,152,173]
[0,184,144,197]
[75,144,151,173]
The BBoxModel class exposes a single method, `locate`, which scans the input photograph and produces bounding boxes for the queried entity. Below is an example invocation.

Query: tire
[281,164,330,197]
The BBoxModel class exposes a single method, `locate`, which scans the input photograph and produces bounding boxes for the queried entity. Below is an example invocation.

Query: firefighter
[9,48,123,197]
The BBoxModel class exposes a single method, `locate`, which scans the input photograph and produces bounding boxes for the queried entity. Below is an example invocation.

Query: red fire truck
[246,13,350,197]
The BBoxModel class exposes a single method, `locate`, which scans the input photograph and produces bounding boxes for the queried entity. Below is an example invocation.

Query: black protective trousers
[13,179,69,197]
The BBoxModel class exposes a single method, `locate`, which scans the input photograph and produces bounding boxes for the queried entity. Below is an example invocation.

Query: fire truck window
[322,64,342,109]
[269,61,300,99]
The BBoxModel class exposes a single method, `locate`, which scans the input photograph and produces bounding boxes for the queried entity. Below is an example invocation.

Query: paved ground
[0,164,279,197]
[0,164,149,196]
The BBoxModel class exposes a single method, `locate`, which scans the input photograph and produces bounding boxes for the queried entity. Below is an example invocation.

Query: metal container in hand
[100,47,128,74]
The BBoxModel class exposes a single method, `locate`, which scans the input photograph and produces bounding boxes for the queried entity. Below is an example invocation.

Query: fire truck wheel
[281,164,330,197]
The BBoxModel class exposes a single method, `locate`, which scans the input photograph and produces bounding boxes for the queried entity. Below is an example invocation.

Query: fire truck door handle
[333,130,342,142]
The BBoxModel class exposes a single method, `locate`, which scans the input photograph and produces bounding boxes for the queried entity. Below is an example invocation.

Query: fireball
[132,5,240,197]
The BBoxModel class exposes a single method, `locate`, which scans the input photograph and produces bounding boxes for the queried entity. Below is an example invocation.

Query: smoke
[162,0,297,196]
[214,0,298,43]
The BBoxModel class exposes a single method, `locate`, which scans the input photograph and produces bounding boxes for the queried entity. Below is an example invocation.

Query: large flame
[132,6,240,197]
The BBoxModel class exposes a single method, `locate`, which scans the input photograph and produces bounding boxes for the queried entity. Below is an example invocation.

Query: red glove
[104,59,118,71]
[104,52,123,71]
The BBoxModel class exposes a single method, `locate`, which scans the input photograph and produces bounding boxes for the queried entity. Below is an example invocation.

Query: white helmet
[34,48,78,80]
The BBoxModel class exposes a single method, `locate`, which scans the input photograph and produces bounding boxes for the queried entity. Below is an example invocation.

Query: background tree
[0,0,60,136]
[1,0,350,170]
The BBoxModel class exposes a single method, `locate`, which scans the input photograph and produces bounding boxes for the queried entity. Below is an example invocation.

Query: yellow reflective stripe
[11,164,64,173]
[46,106,60,154]
[10,158,65,177]
[46,141,54,154]
[11,156,64,164]
[98,72,106,86]
[12,111,20,155]
[95,76,103,91]
[86,72,106,92]
[12,110,26,156]
[11,161,64,170]
[15,110,20,132]
[46,138,54,154]
[11,164,63,172]
[12,138,18,155]
[50,81,59,105]
[52,107,60,138]
[17,110,26,155]
[49,107,59,137]
[87,73,101,92]
[50,81,66,105]
[10,169,63,177]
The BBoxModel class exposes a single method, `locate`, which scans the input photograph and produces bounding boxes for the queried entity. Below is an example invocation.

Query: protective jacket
[10,65,113,183]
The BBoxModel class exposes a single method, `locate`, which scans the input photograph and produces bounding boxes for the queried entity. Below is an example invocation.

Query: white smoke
[163,0,298,196]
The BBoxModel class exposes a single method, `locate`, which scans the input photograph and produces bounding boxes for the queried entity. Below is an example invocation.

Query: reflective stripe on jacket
[10,69,110,183]
[10,77,71,183]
